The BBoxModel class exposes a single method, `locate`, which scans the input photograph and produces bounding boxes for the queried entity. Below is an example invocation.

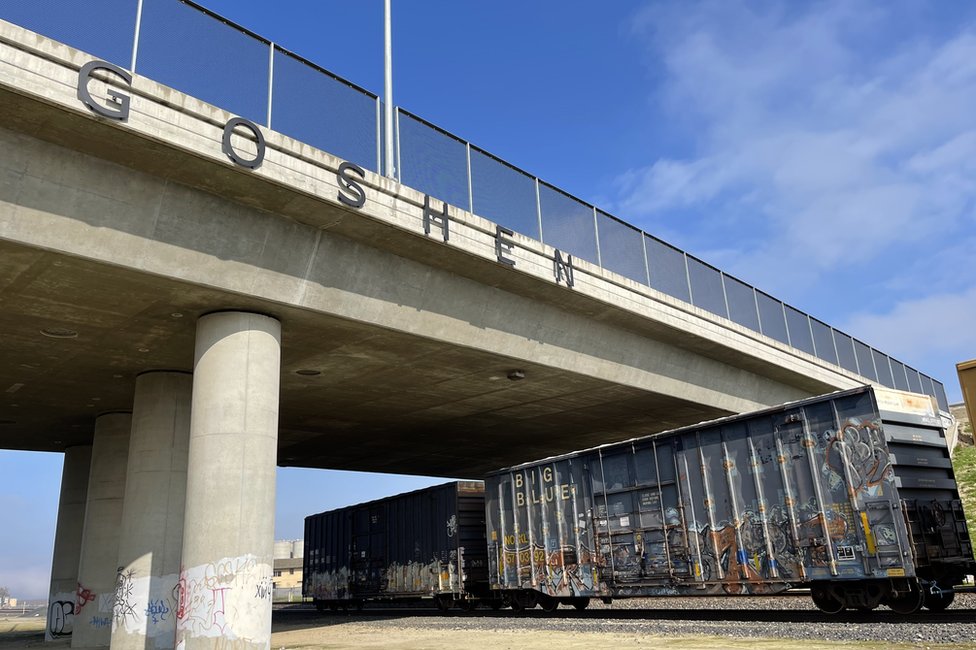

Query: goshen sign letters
[77,59,575,287]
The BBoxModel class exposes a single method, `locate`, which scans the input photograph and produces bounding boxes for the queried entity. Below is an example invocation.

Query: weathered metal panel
[876,389,974,566]
[303,481,486,602]
[486,386,971,598]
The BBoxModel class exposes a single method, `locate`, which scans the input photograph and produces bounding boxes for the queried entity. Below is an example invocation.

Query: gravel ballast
[276,593,976,646]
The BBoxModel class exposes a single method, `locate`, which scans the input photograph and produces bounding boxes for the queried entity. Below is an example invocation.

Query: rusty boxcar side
[303,481,491,610]
[485,386,974,613]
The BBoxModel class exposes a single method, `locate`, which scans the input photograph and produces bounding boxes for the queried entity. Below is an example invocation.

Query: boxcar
[485,386,974,614]
[303,481,493,610]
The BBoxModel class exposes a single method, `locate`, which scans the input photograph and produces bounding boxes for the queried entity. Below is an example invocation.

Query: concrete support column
[45,445,92,642]
[111,372,192,650]
[176,312,281,650]
[72,413,131,649]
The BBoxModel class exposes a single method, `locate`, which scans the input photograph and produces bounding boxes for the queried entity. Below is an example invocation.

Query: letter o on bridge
[222,117,266,169]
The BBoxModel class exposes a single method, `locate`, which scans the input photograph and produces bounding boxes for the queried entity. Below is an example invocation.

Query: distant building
[957,360,976,446]
[950,402,972,448]
[272,539,304,602]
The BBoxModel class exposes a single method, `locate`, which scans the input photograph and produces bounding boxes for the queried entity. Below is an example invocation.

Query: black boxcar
[303,481,491,610]
[485,386,974,613]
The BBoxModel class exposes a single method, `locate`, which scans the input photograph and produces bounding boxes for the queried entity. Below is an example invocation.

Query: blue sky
[4,0,976,599]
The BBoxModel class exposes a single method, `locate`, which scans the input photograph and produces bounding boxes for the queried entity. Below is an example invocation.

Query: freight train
[303,386,974,614]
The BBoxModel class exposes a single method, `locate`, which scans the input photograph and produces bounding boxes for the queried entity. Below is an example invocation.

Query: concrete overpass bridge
[0,4,950,649]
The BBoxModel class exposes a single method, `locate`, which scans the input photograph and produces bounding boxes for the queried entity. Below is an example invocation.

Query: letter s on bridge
[77,60,132,121]
[337,161,367,208]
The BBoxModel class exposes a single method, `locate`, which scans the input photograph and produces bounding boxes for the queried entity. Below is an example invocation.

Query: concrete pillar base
[111,371,192,650]
[45,445,92,641]
[71,413,131,649]
[176,312,281,650]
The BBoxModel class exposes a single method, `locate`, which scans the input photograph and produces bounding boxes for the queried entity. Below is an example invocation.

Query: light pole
[383,0,395,179]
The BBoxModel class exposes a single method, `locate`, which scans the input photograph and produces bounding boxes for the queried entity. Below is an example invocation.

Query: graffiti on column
[90,615,112,628]
[47,597,75,638]
[175,554,273,643]
[146,598,171,624]
[113,567,138,625]
[73,581,117,634]
[76,582,95,612]
[103,568,181,640]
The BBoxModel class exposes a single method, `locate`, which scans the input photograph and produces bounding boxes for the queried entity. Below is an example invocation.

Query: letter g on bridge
[78,60,132,121]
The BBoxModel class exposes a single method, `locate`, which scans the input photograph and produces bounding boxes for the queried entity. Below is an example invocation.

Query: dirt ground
[269,623,888,650]
[3,612,973,650]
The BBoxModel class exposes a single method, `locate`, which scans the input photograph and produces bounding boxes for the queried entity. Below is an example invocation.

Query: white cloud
[840,285,976,397]
[843,285,976,357]
[609,1,976,387]
[616,1,976,296]
[615,156,730,213]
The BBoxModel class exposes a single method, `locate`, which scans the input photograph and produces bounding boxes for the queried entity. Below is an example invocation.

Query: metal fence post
[831,329,842,370]
[781,302,792,347]
[592,207,602,267]
[641,235,651,287]
[394,108,401,181]
[806,316,816,357]
[753,288,763,336]
[535,179,544,243]
[266,43,275,128]
[375,98,382,173]
[130,0,145,73]
[466,142,474,214]
[719,273,731,320]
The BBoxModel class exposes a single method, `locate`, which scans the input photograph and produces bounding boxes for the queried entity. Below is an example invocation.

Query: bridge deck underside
[0,241,725,477]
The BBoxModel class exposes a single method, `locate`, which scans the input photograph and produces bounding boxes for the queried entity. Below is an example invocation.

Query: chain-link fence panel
[138,0,269,124]
[539,182,598,265]
[272,50,378,172]
[3,0,136,67]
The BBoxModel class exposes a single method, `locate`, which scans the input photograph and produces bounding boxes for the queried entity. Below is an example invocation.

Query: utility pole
[384,0,395,179]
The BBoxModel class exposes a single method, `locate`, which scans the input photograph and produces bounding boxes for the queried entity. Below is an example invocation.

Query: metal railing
[0,0,951,411]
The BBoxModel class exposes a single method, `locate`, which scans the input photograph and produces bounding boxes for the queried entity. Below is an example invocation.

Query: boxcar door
[351,507,371,596]
[585,454,613,584]
[774,408,841,579]
[629,440,691,582]
[591,449,647,582]
[368,504,386,595]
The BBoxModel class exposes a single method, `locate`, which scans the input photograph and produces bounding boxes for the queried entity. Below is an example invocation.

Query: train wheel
[722,582,744,595]
[457,599,477,612]
[435,595,452,612]
[510,591,537,613]
[923,589,954,612]
[539,595,559,613]
[571,597,590,610]
[489,599,504,611]
[810,586,844,614]
[885,588,924,615]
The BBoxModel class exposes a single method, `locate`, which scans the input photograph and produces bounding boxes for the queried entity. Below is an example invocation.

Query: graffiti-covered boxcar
[485,386,974,613]
[303,481,493,610]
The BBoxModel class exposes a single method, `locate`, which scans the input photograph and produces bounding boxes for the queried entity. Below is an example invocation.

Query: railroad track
[274,605,976,624]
